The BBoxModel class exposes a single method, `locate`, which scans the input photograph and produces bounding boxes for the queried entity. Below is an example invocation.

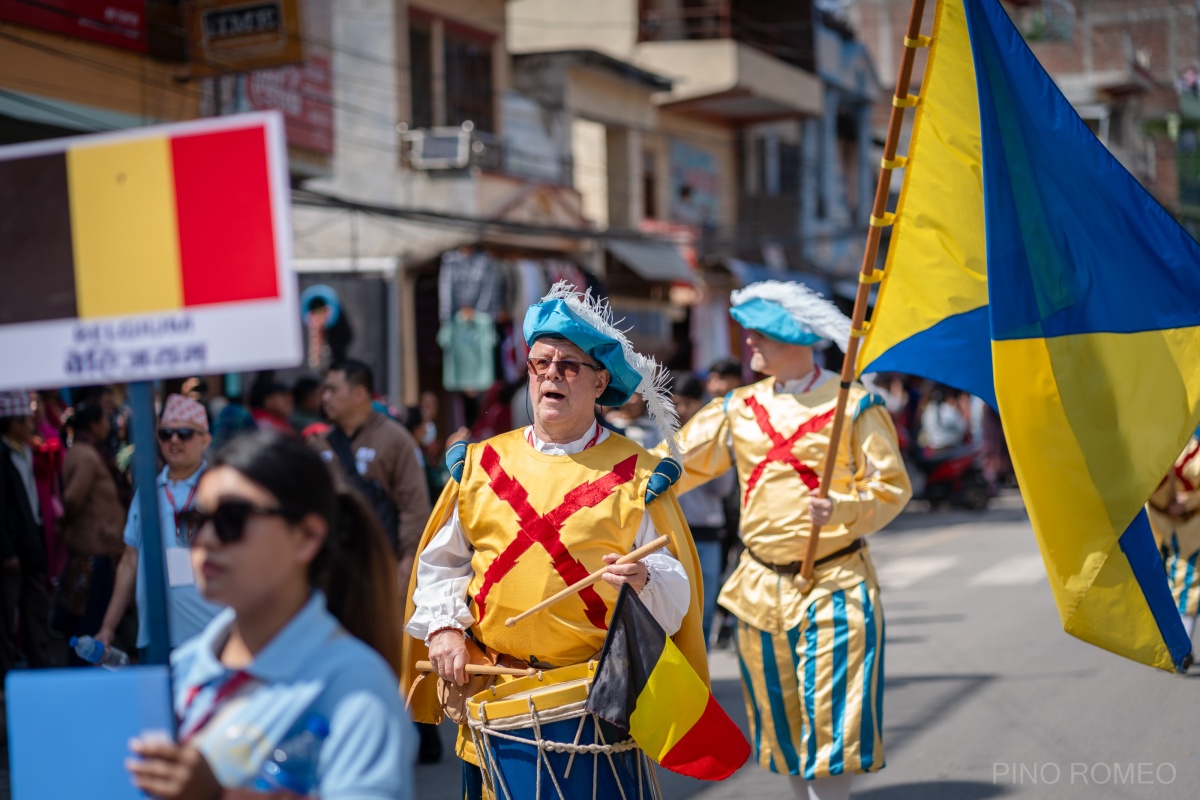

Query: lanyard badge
[166,480,200,547]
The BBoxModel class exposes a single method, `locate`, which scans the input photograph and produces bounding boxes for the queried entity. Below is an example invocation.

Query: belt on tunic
[746,538,865,576]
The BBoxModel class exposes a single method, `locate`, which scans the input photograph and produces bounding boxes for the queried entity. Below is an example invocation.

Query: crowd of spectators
[0,354,1015,796]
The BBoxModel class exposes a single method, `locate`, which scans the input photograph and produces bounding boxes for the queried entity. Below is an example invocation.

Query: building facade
[852,0,1200,234]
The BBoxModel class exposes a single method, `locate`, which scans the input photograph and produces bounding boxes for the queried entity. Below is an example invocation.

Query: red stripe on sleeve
[171,126,279,307]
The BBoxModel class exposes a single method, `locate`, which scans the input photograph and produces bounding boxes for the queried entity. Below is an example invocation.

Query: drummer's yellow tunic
[1147,436,1200,617]
[402,429,708,765]
[663,377,911,779]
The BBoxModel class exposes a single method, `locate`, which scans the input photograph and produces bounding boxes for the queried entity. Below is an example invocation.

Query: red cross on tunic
[741,396,838,506]
[1174,440,1200,492]
[473,444,639,630]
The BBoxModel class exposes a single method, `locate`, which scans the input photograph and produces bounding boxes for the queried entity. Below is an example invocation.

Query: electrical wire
[0,7,871,251]
[1,0,801,152]
[291,185,873,255]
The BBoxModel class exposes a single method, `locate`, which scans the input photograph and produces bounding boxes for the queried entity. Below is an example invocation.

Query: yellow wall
[564,66,657,130]
[656,109,738,231]
[572,117,609,227]
[636,39,822,116]
[0,23,201,123]
[507,0,637,59]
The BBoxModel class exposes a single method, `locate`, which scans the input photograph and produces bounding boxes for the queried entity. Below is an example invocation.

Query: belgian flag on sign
[585,585,749,780]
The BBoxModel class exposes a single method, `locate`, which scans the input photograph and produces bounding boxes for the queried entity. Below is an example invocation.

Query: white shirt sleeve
[405,506,476,644]
[635,512,690,636]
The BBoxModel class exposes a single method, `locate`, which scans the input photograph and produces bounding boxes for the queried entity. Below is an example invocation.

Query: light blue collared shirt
[124,463,223,649]
[172,591,413,798]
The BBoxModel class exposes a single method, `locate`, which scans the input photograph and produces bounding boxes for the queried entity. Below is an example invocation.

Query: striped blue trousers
[735,581,885,779]
[1167,533,1200,617]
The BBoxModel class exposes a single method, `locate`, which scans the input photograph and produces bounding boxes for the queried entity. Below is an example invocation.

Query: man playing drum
[661,281,911,800]
[403,283,708,799]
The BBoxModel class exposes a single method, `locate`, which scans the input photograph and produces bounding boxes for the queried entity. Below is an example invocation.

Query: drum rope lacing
[469,694,659,800]
[469,697,640,753]
[472,727,641,755]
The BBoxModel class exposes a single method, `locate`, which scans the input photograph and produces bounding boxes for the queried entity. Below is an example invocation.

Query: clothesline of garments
[436,249,599,393]
[437,247,594,324]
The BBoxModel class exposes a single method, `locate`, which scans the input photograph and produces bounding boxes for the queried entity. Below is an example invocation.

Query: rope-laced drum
[466,663,662,800]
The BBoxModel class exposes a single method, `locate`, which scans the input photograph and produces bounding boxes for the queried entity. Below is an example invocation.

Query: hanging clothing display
[437,310,498,392]
[438,249,500,322]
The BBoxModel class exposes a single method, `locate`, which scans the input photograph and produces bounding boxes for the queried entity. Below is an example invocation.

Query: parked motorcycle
[907,445,990,511]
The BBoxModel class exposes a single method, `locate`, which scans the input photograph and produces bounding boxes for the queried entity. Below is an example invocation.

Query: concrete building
[0,2,335,174]
[851,0,1200,234]
[508,0,887,370]
[0,1,891,410]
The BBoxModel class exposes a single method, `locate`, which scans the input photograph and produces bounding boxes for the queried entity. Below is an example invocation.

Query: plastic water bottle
[69,636,130,669]
[252,716,330,796]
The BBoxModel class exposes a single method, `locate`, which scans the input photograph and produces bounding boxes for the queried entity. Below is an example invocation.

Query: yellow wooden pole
[799,0,932,592]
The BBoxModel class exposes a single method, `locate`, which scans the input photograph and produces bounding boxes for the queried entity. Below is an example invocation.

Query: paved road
[416,492,1200,799]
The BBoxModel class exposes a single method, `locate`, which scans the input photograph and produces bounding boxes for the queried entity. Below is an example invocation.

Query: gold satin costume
[664,377,911,778]
[1147,436,1200,617]
[402,429,709,765]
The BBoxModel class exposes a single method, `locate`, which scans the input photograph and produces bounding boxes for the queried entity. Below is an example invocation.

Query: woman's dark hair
[671,372,705,401]
[65,403,107,441]
[707,357,742,379]
[293,376,321,408]
[212,430,402,674]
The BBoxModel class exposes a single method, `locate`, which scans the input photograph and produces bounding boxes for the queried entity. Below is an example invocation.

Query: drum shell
[466,665,658,800]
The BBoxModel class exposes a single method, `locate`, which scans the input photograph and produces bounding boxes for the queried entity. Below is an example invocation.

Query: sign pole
[128,381,173,666]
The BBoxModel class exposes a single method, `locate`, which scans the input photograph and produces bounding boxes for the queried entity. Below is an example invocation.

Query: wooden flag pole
[799,0,931,593]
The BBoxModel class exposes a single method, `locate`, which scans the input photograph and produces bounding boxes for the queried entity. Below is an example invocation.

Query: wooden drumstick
[415,660,537,677]
[504,535,671,628]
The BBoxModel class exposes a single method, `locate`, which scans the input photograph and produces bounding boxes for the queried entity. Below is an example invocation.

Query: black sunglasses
[158,427,198,443]
[178,500,298,545]
[526,357,604,378]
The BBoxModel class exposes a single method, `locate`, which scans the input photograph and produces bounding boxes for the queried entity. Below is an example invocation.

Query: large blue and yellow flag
[858,0,1200,672]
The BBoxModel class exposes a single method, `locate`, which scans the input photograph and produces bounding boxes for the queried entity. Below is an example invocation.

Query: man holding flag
[857,0,1200,673]
[664,281,912,800]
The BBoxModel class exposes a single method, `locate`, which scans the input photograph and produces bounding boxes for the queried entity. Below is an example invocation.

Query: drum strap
[432,636,496,724]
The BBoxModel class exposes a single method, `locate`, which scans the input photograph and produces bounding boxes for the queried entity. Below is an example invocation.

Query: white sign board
[0,112,300,390]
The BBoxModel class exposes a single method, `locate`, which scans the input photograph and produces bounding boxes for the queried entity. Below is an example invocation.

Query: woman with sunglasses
[96,394,221,658]
[126,430,413,799]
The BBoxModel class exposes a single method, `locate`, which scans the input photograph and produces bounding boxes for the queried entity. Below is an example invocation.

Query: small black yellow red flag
[585,585,749,780]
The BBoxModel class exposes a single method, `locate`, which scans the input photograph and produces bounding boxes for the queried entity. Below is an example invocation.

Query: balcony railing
[638,4,814,71]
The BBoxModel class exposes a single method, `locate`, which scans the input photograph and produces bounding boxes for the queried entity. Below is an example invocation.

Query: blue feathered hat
[523,282,679,452]
[729,280,851,350]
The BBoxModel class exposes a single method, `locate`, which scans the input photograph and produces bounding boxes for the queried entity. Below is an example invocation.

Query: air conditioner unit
[404,127,471,169]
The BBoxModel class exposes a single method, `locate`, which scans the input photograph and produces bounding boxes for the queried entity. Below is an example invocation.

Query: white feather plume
[730,280,851,351]
[541,281,681,459]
